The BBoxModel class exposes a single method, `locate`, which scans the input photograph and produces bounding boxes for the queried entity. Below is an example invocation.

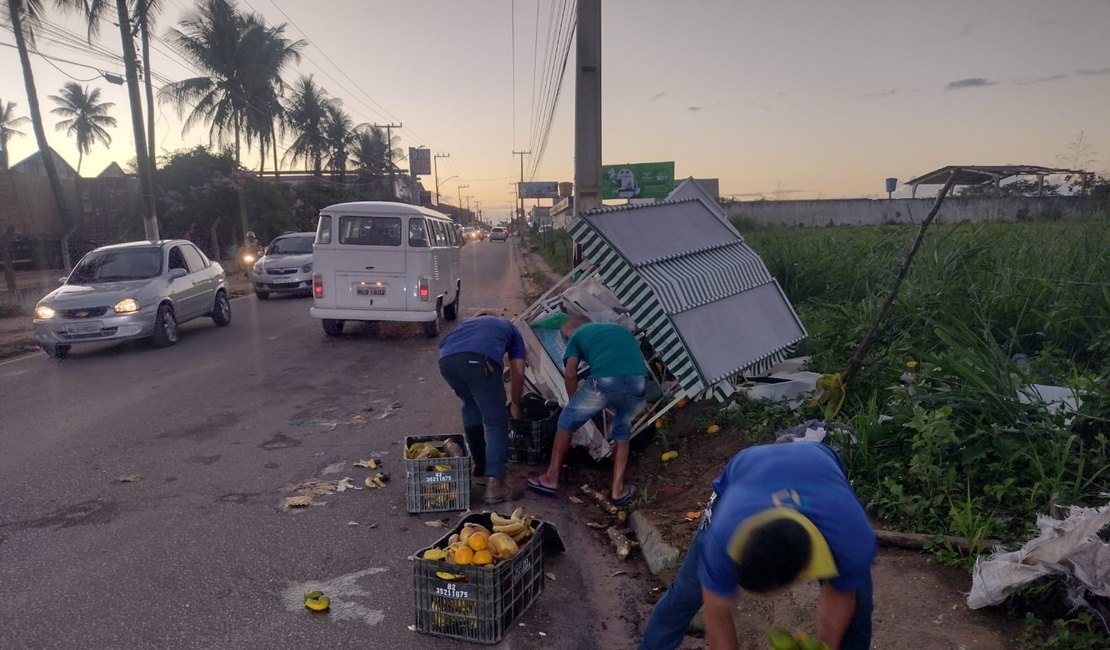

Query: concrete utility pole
[370,122,402,199]
[512,150,530,235]
[457,184,469,222]
[433,153,450,205]
[574,0,601,220]
[116,0,159,241]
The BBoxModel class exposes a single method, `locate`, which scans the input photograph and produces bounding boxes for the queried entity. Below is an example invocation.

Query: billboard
[518,181,560,199]
[409,147,431,176]
[601,161,675,199]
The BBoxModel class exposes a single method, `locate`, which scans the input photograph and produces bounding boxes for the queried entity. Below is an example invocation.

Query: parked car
[32,240,231,358]
[310,201,462,338]
[250,231,315,299]
[490,227,508,241]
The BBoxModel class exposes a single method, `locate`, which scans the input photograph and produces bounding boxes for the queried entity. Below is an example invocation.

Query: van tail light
[418,277,430,301]
[313,273,323,299]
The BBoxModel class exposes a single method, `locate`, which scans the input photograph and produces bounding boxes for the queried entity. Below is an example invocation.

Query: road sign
[601,161,675,199]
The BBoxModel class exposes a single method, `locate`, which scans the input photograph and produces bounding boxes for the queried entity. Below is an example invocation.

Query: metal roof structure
[904,165,1090,197]
[568,198,806,400]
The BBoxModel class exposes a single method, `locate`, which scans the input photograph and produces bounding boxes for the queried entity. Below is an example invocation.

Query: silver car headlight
[253,260,264,272]
[34,305,56,319]
[301,263,312,273]
[114,298,141,314]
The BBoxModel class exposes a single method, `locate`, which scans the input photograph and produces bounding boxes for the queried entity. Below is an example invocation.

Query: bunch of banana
[490,506,535,545]
[363,472,389,489]
[406,441,447,460]
[768,629,829,650]
[421,481,454,509]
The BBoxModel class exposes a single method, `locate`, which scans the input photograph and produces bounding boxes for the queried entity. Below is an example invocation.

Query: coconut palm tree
[350,124,390,175]
[49,82,117,174]
[0,99,30,169]
[4,0,81,266]
[323,102,353,182]
[284,75,330,176]
[239,18,302,176]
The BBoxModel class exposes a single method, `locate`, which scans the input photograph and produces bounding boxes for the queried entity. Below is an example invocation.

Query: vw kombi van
[310,202,461,337]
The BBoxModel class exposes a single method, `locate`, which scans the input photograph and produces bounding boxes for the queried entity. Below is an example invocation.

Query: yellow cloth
[727,507,838,580]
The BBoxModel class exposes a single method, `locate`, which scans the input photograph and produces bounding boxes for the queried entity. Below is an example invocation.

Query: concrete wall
[726,196,1099,227]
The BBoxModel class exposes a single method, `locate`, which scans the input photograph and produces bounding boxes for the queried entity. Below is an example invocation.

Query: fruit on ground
[304,596,330,612]
[661,450,679,462]
[706,424,721,434]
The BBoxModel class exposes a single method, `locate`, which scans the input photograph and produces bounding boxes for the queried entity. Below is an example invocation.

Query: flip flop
[527,476,559,497]
[611,484,637,507]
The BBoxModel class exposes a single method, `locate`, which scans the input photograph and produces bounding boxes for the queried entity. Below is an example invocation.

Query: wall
[726,196,1098,227]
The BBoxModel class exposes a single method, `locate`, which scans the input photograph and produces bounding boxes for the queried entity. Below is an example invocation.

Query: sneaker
[483,478,513,504]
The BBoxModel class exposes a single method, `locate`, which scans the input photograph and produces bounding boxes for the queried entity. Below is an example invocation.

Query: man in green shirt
[528,315,647,505]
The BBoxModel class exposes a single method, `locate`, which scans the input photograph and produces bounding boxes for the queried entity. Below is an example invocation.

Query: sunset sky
[3,0,1110,220]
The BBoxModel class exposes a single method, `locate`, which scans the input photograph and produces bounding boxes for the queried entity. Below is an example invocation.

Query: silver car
[32,240,231,358]
[250,232,315,299]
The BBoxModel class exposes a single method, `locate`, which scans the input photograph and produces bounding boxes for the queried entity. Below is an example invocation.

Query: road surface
[0,239,644,649]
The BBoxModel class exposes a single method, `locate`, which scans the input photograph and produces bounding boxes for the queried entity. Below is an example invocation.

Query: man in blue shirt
[438,314,526,504]
[640,442,877,650]
[528,315,648,505]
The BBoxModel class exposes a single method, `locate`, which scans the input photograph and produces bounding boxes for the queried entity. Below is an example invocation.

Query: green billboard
[601,161,675,199]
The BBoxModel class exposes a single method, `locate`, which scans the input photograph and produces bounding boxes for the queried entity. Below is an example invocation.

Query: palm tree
[239,17,302,176]
[49,82,117,174]
[4,0,81,267]
[0,99,30,169]
[350,124,390,175]
[284,75,330,176]
[323,102,352,182]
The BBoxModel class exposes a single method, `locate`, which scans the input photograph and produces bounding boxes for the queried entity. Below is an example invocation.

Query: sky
[3,0,1110,220]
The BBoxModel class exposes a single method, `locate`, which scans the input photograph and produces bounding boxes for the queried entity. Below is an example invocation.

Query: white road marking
[282,567,389,625]
[0,350,44,366]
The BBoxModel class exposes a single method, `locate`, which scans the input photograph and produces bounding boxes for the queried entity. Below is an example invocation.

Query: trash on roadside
[335,477,356,492]
[118,474,143,483]
[568,495,584,504]
[354,458,382,469]
[425,519,449,528]
[660,450,679,462]
[304,589,330,612]
[284,495,313,508]
[685,511,701,521]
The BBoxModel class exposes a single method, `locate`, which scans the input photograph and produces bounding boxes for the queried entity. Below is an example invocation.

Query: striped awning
[569,198,806,399]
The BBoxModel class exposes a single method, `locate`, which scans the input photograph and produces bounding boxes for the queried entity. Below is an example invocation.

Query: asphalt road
[0,239,644,649]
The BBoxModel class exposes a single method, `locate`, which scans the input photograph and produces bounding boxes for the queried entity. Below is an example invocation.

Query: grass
[526,229,576,277]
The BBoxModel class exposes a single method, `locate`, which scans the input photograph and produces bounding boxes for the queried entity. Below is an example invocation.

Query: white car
[489,227,508,241]
[250,232,315,299]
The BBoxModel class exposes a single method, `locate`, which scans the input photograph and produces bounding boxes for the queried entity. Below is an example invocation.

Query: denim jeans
[557,375,646,441]
[638,527,874,650]
[438,352,509,480]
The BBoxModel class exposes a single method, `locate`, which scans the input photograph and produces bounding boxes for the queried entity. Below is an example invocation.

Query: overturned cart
[515,192,807,459]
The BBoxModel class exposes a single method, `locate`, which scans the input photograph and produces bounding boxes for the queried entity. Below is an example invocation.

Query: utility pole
[116,0,159,241]
[433,152,450,205]
[370,122,402,199]
[457,184,469,222]
[573,0,601,265]
[512,150,530,236]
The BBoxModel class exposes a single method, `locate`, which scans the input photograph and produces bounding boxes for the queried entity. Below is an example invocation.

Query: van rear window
[338,216,402,246]
[315,215,332,244]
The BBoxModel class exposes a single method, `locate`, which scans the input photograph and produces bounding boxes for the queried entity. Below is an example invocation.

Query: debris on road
[568,495,584,504]
[304,589,330,612]
[363,472,389,489]
[425,519,449,528]
[118,474,143,483]
[353,457,381,469]
[284,495,313,508]
[545,572,556,581]
[607,527,634,560]
[335,477,356,492]
[660,450,679,462]
[581,484,619,515]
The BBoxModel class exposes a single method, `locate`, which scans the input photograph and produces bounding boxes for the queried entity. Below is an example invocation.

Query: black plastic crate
[404,434,471,514]
[508,394,560,465]
[413,513,547,644]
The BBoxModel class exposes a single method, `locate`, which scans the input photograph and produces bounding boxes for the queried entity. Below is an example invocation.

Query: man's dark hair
[735,518,812,593]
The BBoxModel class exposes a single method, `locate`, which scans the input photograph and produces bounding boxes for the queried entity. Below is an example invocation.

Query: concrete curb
[629,510,683,580]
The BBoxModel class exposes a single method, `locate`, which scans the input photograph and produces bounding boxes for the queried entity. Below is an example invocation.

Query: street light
[433,153,451,204]
[436,174,458,206]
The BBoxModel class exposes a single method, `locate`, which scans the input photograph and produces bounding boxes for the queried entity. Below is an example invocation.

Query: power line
[0,39,123,79]
[510,0,516,148]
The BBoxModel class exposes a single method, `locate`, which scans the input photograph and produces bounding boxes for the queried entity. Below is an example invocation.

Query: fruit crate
[404,434,471,514]
[507,394,560,465]
[413,513,547,644]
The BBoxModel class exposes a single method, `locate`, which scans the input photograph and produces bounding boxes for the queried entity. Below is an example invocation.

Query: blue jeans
[639,528,874,650]
[557,375,646,441]
[439,352,509,480]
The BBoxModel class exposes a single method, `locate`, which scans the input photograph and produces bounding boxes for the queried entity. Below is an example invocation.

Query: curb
[629,510,683,581]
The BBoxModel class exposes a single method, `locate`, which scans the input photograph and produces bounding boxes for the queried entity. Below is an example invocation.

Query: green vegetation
[527,229,576,278]
[717,220,1109,545]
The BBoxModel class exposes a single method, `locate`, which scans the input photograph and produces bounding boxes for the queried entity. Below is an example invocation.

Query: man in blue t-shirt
[528,315,648,505]
[438,314,526,504]
[640,442,877,650]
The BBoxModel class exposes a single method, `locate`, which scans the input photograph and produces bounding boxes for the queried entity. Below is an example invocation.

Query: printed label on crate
[424,471,453,484]
[433,581,475,601]
[513,556,534,582]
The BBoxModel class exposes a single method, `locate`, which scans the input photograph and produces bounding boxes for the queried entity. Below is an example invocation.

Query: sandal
[526,476,559,497]
[611,484,637,507]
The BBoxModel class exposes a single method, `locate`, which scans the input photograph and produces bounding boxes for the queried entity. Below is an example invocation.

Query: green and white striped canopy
[568,198,806,400]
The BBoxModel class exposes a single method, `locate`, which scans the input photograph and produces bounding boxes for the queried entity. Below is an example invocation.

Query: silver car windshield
[70,248,163,283]
[267,237,313,255]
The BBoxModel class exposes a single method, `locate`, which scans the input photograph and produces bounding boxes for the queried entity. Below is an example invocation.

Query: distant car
[462,227,481,241]
[490,227,508,241]
[32,240,231,359]
[250,232,315,299]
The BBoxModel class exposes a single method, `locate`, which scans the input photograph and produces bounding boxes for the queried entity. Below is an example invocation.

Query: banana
[304,590,323,601]
[368,458,379,469]
[448,533,460,545]
[364,477,379,489]
[489,512,515,527]
[510,528,528,544]
[432,464,451,472]
[372,476,387,488]
[493,521,525,536]
[304,596,330,612]
[511,506,525,522]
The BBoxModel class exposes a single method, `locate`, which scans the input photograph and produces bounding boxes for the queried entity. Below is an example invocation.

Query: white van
[309,201,462,337]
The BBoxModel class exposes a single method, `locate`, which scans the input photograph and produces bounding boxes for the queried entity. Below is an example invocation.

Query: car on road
[490,227,508,241]
[32,240,231,358]
[462,227,482,242]
[250,231,315,299]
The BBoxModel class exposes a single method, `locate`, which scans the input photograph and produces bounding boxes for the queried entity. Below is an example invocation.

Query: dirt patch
[568,403,1023,647]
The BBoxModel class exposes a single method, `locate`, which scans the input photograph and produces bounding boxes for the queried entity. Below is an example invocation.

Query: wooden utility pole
[512,150,530,235]
[115,0,159,241]
[573,0,601,264]
[433,152,450,205]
